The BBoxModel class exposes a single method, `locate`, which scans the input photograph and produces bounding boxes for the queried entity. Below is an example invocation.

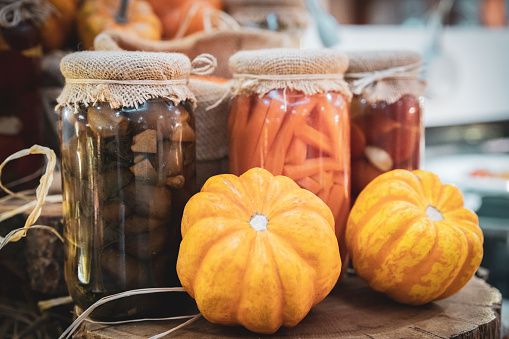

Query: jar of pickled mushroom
[0,0,50,192]
[57,51,212,320]
[228,48,352,277]
[345,51,426,199]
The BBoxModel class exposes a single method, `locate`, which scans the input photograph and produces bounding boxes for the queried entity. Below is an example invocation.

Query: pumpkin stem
[426,205,444,221]
[115,0,129,24]
[249,213,268,232]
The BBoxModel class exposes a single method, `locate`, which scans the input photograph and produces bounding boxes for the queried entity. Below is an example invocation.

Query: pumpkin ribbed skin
[177,168,341,334]
[346,169,484,305]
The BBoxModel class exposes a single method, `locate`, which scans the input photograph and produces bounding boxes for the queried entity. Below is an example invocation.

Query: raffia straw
[58,287,201,339]
[0,145,62,245]
[37,296,74,312]
[0,146,202,337]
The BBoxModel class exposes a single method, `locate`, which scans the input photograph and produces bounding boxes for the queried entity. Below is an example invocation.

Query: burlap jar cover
[230,48,351,98]
[56,51,211,110]
[345,50,426,104]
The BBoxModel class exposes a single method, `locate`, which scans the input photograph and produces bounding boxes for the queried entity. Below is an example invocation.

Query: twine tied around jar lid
[0,0,52,28]
[57,51,217,111]
[229,48,352,100]
[345,50,427,104]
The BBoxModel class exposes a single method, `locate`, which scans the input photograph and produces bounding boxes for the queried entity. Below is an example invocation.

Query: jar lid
[344,50,426,104]
[229,48,351,98]
[230,48,348,76]
[57,51,197,110]
[60,50,192,82]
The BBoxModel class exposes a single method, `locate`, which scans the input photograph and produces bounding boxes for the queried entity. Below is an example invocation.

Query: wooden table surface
[79,275,502,338]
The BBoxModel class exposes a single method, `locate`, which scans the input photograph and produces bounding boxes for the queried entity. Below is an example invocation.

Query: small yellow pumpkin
[346,169,484,305]
[41,0,78,51]
[77,0,162,50]
[177,168,341,334]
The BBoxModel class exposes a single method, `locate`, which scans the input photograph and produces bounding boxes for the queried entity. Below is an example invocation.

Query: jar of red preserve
[345,51,427,199]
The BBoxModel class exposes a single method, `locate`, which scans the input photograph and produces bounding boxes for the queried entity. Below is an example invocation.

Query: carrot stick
[295,124,334,156]
[228,95,252,174]
[296,176,321,195]
[283,157,342,181]
[317,185,332,204]
[333,170,348,185]
[265,96,316,175]
[286,137,307,165]
[314,94,348,167]
[328,183,347,220]
[312,170,334,191]
[252,90,287,166]
[328,182,351,240]
[239,94,272,172]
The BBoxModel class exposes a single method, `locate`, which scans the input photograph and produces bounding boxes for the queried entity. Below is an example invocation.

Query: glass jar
[345,51,426,199]
[228,48,352,278]
[0,4,46,191]
[58,51,200,320]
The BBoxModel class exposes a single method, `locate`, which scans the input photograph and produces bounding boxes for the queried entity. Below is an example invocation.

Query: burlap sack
[223,0,309,32]
[57,51,200,110]
[229,48,352,100]
[345,50,427,104]
[94,28,296,79]
[188,78,231,161]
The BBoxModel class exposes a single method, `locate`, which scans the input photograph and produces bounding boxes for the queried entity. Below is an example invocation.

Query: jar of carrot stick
[228,48,352,276]
[345,51,426,199]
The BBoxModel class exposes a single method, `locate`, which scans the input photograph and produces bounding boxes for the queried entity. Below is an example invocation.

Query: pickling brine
[57,51,202,320]
[61,99,197,319]
[229,89,350,230]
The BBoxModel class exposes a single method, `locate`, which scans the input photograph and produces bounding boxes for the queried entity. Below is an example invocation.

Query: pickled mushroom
[131,129,157,153]
[165,175,185,189]
[159,141,183,178]
[124,227,169,259]
[121,182,172,220]
[170,123,195,143]
[123,215,167,234]
[129,158,158,184]
[88,105,129,138]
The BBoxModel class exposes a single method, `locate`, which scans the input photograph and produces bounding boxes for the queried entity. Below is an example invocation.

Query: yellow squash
[177,168,341,334]
[346,169,484,305]
[77,0,161,50]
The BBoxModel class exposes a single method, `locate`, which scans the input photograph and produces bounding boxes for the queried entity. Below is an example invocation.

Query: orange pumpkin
[147,0,222,39]
[177,168,341,334]
[346,169,484,305]
[41,0,78,51]
[77,0,162,50]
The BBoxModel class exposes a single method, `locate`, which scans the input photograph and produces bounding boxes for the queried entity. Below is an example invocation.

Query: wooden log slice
[0,199,66,296]
[79,275,502,338]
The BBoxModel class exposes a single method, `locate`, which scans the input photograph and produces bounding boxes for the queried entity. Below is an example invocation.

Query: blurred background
[324,1,509,336]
